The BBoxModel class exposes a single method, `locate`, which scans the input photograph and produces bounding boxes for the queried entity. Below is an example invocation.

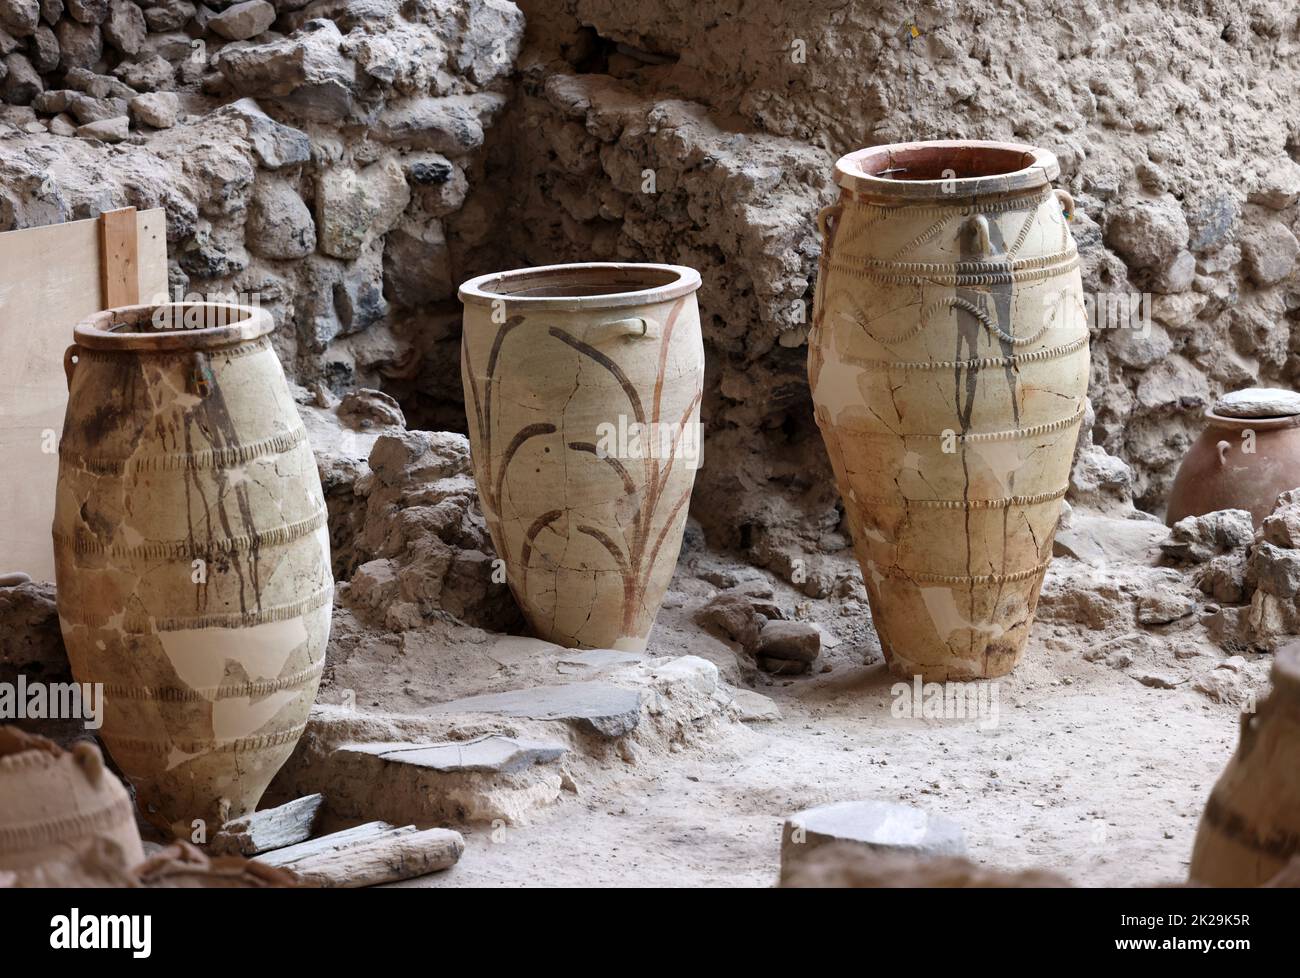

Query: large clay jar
[459,263,703,650]
[1166,390,1300,527]
[810,141,1090,681]
[53,303,331,837]
[1189,642,1300,886]
[0,727,145,886]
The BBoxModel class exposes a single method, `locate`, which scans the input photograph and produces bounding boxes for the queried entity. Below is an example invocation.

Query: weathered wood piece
[210,794,325,856]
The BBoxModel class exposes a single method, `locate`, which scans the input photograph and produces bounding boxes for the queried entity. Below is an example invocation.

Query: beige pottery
[459,263,704,650]
[53,303,331,837]
[0,727,145,886]
[810,140,1090,680]
[1189,642,1300,886]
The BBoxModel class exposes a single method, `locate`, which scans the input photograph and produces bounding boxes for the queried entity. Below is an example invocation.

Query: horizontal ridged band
[87,659,325,703]
[105,723,308,757]
[827,255,1079,286]
[0,794,135,855]
[853,486,1069,509]
[53,507,328,559]
[59,583,333,632]
[59,426,309,476]
[849,334,1089,372]
[873,557,1053,585]
[817,405,1085,442]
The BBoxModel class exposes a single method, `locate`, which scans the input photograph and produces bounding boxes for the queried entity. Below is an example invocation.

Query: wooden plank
[98,207,141,308]
[209,794,325,857]
[284,828,465,888]
[256,821,402,867]
[0,209,167,581]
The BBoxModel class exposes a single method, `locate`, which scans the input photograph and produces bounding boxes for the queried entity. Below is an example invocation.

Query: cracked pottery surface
[1189,641,1300,885]
[53,303,331,836]
[810,141,1090,681]
[459,263,704,651]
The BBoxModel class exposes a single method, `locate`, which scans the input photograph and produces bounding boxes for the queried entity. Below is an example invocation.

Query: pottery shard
[755,619,821,663]
[0,0,38,37]
[1214,387,1300,420]
[209,793,324,856]
[1104,193,1189,270]
[208,0,274,40]
[1240,222,1300,286]
[315,157,409,260]
[129,90,178,128]
[372,93,505,152]
[781,800,968,883]
[102,0,144,55]
[431,683,644,738]
[246,175,316,258]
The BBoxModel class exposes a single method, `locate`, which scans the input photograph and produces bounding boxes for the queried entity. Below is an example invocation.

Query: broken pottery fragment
[459,263,704,650]
[1166,389,1300,527]
[0,727,145,886]
[53,303,332,837]
[810,140,1089,680]
[1189,641,1300,885]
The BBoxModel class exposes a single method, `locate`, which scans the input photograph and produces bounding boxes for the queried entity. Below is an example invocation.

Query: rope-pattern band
[60,427,310,476]
[106,722,308,757]
[54,507,328,559]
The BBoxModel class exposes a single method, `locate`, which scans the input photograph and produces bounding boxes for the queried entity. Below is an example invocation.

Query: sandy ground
[352,572,1249,889]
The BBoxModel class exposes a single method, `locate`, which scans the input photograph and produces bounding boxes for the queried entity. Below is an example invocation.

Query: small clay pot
[1189,643,1300,886]
[0,728,145,887]
[1166,411,1300,527]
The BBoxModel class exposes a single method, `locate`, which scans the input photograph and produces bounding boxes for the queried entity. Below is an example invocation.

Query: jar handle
[604,317,652,337]
[964,215,993,256]
[1055,188,1075,220]
[63,344,80,391]
[1217,440,1231,467]
[817,203,843,240]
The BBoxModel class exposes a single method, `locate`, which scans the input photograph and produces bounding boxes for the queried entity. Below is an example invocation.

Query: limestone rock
[0,581,69,685]
[1249,159,1300,210]
[246,174,315,258]
[337,388,403,429]
[781,800,968,883]
[2,52,41,104]
[1104,193,1190,271]
[1240,222,1299,286]
[143,0,193,31]
[102,0,143,55]
[694,580,785,650]
[213,19,359,119]
[64,66,134,99]
[338,736,568,775]
[755,619,821,663]
[67,92,128,123]
[113,54,173,92]
[209,0,274,40]
[54,18,100,72]
[381,218,450,307]
[1161,510,1254,564]
[0,0,38,37]
[315,157,409,260]
[75,115,128,142]
[128,90,178,128]
[372,93,505,152]
[220,98,311,169]
[28,23,58,73]
[65,0,106,23]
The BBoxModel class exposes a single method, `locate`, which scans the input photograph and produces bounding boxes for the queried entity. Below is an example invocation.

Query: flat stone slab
[781,800,967,875]
[431,682,643,737]
[725,687,781,722]
[556,648,647,672]
[1054,513,1166,566]
[1215,387,1300,419]
[337,735,567,774]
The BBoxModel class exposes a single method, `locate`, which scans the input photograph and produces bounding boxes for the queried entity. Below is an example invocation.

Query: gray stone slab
[431,682,643,737]
[781,800,967,875]
[556,648,647,672]
[338,735,567,774]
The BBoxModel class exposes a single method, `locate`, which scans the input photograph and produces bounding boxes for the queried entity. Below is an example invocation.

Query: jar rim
[73,303,274,352]
[835,140,1060,200]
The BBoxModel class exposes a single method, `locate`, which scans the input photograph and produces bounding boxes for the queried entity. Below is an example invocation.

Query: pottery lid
[1213,387,1300,420]
[459,262,701,312]
[73,303,274,352]
[834,140,1059,199]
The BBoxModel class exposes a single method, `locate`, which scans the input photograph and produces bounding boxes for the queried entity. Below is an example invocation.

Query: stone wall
[4,0,1300,590]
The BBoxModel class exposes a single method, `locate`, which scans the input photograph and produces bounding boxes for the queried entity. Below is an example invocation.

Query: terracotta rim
[1203,409,1300,431]
[73,303,274,352]
[835,140,1060,199]
[459,262,701,312]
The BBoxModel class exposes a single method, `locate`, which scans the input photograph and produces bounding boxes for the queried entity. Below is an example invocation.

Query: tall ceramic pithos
[1189,642,1300,886]
[810,141,1090,681]
[53,303,331,837]
[459,263,704,650]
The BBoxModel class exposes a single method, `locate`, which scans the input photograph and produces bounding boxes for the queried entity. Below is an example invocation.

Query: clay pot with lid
[1189,641,1300,886]
[459,263,704,651]
[809,140,1089,681]
[53,303,331,837]
[1166,388,1300,527]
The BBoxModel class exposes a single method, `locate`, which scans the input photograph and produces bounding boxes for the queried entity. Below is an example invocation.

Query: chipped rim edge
[458,262,702,312]
[73,303,275,352]
[835,139,1061,199]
